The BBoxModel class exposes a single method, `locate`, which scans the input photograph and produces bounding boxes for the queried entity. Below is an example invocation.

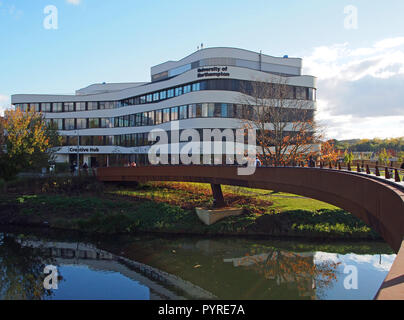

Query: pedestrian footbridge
[97,165,404,300]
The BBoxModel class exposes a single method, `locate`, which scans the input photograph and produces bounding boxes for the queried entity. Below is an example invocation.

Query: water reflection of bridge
[18,240,216,300]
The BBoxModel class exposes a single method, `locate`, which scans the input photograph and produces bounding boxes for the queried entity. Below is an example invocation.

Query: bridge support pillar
[211,184,226,208]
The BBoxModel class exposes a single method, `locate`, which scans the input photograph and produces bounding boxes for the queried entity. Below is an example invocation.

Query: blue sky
[1,0,403,139]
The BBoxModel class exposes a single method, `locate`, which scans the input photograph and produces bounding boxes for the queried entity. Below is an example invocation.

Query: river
[0,227,395,300]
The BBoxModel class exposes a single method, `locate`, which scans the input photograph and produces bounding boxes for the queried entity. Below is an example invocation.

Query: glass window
[135,113,142,126]
[209,104,216,117]
[64,119,75,130]
[188,104,196,118]
[77,118,87,129]
[175,87,183,97]
[148,111,155,125]
[142,112,149,126]
[20,104,29,112]
[88,102,98,111]
[29,103,40,112]
[42,103,52,113]
[159,91,167,100]
[64,103,75,112]
[69,136,78,146]
[121,116,127,127]
[155,110,162,125]
[52,119,63,130]
[163,108,170,123]
[183,85,191,94]
[114,135,120,146]
[192,82,200,92]
[129,115,135,127]
[94,136,104,146]
[179,105,188,120]
[195,104,202,118]
[125,134,132,147]
[119,116,124,128]
[146,94,153,103]
[81,136,93,146]
[53,103,63,113]
[296,87,307,100]
[106,136,113,146]
[76,102,86,111]
[202,104,209,117]
[167,89,174,98]
[61,136,68,146]
[100,118,111,128]
[140,96,146,104]
[308,88,316,101]
[227,104,235,118]
[89,118,100,128]
[235,104,243,119]
[153,92,159,101]
[221,103,228,117]
[171,107,178,121]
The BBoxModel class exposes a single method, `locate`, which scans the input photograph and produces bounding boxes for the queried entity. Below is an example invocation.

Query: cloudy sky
[0,0,403,140]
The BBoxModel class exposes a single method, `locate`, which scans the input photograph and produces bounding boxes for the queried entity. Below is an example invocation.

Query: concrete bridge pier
[211,184,226,208]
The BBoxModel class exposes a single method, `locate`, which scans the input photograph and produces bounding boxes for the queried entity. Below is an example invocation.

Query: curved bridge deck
[97,165,404,300]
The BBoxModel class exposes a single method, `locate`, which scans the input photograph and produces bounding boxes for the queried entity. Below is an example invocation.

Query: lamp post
[75,129,79,175]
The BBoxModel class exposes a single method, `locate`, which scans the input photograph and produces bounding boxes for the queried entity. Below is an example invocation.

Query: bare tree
[239,77,321,166]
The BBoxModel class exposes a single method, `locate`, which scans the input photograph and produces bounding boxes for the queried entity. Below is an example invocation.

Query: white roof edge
[151,47,302,75]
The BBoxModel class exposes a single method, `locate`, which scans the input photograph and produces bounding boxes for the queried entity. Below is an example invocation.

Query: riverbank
[0,176,380,241]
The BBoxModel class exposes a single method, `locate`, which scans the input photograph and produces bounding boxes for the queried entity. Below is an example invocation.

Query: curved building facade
[11,47,317,167]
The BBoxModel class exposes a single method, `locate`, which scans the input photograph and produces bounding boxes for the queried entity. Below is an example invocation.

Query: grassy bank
[0,177,380,240]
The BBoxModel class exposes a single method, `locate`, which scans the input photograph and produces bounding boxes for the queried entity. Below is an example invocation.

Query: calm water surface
[0,227,395,300]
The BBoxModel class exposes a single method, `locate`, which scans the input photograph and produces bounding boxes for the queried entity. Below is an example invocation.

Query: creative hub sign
[197,66,230,78]
[69,147,100,153]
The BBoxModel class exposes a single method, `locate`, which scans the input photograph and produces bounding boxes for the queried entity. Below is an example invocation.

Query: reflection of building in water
[18,239,215,300]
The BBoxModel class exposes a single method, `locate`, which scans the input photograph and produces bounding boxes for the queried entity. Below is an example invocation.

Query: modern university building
[11,47,317,168]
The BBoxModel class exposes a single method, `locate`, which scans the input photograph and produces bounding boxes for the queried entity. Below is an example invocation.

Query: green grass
[0,180,381,240]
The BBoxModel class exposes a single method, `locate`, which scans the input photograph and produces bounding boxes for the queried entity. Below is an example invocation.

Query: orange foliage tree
[319,141,340,165]
[0,109,61,180]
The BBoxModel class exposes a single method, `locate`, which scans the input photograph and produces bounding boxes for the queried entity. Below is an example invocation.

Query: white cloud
[0,95,10,116]
[303,37,404,140]
[66,0,81,5]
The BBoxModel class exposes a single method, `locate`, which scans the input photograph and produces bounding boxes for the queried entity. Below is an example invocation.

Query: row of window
[60,128,306,148]
[61,129,237,148]
[47,103,314,131]
[15,79,316,113]
[47,118,112,131]
[113,103,314,128]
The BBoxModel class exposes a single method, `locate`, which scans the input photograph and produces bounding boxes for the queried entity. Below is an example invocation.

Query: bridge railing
[312,161,404,184]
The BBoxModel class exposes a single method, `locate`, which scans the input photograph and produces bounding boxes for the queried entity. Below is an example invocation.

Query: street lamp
[75,129,79,174]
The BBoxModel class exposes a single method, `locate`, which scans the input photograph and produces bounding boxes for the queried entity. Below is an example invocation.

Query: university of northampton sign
[197,66,230,78]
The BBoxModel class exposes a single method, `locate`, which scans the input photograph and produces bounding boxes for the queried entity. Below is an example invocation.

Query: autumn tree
[319,141,340,165]
[0,109,61,180]
[239,77,321,166]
